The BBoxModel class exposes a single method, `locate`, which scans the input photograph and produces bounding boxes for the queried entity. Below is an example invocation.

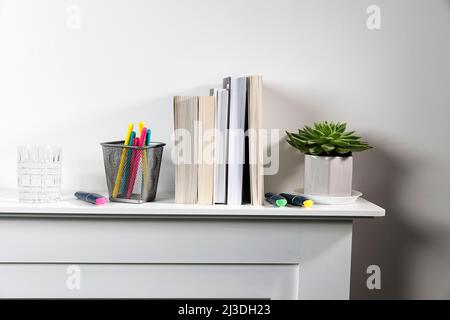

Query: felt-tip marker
[75,192,108,205]
[265,193,287,207]
[280,193,314,208]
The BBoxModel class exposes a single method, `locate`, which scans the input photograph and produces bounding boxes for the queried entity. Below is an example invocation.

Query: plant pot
[304,155,353,197]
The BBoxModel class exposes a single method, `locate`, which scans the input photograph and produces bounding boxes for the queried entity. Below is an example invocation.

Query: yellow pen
[112,123,134,198]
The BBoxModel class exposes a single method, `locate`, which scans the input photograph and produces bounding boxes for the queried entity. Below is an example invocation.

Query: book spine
[225,77,247,205]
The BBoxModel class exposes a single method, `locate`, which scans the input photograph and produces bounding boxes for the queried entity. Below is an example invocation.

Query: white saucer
[293,188,363,205]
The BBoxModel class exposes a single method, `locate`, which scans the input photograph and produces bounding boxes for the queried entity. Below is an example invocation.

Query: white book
[197,96,216,205]
[247,75,264,205]
[211,89,229,204]
[224,77,247,205]
[173,96,198,204]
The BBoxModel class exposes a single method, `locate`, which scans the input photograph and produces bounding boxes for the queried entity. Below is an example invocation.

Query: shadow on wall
[60,85,212,194]
[260,85,440,299]
[104,86,214,195]
[262,84,321,192]
[350,144,433,299]
[56,95,173,193]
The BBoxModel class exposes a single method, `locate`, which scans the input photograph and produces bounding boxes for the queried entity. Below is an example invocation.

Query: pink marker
[126,128,147,199]
[75,192,108,205]
[125,137,140,198]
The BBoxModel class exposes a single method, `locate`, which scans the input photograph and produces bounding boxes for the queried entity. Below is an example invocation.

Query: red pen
[126,128,147,199]
[125,137,139,198]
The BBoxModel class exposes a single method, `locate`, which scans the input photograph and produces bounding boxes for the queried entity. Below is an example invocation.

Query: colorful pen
[280,193,314,208]
[120,131,136,195]
[139,122,145,136]
[125,137,140,198]
[126,128,148,199]
[142,128,151,193]
[265,193,287,207]
[112,123,134,198]
[75,191,108,205]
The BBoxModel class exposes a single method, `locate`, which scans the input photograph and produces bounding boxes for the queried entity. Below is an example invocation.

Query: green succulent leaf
[332,140,350,147]
[321,144,335,152]
[312,128,325,137]
[286,121,373,156]
[336,147,351,154]
[308,146,323,155]
[336,123,346,133]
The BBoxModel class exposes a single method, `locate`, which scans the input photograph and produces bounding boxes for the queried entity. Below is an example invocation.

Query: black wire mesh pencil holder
[100,141,165,203]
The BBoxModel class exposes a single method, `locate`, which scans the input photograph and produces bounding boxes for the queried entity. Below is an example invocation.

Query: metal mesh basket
[100,141,165,203]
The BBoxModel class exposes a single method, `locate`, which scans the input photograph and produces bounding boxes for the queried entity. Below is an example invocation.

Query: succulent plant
[286,121,373,156]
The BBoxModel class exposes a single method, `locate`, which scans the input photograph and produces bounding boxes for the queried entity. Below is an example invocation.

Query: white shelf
[0,192,385,219]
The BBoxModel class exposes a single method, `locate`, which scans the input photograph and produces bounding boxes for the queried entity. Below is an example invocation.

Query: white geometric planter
[304,155,353,197]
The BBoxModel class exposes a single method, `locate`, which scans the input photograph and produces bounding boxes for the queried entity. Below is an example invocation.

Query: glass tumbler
[17,145,62,203]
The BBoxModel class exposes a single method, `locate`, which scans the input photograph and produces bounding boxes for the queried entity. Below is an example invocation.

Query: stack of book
[173,75,264,206]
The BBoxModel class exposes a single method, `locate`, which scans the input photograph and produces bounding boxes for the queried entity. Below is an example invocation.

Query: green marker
[265,193,287,207]
[280,193,314,208]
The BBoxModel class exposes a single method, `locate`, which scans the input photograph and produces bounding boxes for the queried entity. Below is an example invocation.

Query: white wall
[1,0,449,299]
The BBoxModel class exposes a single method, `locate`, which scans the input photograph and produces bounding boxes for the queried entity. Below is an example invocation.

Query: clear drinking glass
[17,145,62,203]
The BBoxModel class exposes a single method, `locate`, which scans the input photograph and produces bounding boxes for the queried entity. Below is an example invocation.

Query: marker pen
[75,192,108,205]
[280,193,314,208]
[265,193,287,207]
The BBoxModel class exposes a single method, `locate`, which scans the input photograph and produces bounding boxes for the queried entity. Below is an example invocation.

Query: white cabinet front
[0,263,299,299]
